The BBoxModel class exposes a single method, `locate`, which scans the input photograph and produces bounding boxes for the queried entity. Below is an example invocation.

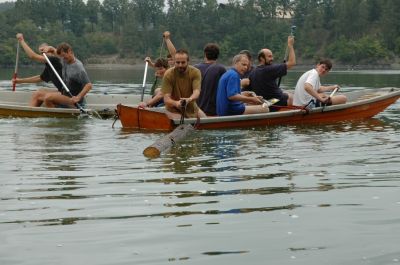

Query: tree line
[0,0,399,67]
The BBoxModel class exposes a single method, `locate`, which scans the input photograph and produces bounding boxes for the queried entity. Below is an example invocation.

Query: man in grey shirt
[41,42,92,108]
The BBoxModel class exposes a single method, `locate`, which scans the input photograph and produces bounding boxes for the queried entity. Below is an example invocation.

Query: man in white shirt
[293,59,347,107]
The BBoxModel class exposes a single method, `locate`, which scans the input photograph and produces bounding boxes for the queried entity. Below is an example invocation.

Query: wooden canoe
[116,87,400,131]
[0,90,149,118]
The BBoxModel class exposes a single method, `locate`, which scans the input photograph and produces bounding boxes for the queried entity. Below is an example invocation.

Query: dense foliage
[0,0,399,66]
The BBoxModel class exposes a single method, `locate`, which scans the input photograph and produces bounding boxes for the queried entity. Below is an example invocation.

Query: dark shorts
[227,104,245,115]
[269,93,289,112]
[154,99,164,107]
[311,99,332,108]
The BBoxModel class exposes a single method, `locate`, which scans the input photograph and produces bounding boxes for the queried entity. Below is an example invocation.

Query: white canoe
[0,90,149,118]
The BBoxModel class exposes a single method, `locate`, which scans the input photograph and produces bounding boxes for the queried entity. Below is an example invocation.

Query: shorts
[227,104,245,115]
[307,99,332,109]
[269,93,289,112]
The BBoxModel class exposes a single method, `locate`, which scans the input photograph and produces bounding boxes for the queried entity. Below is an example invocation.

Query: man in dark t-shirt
[195,43,226,116]
[40,56,63,92]
[248,36,296,109]
[13,33,63,107]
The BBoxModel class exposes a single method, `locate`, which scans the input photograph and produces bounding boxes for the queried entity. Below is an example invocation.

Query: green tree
[69,0,86,36]
[86,0,100,32]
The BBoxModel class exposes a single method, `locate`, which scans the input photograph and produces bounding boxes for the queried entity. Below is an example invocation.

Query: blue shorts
[227,104,245,115]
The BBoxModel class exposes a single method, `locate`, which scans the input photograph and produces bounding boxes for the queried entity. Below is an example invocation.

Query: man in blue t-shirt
[248,36,296,109]
[216,54,269,116]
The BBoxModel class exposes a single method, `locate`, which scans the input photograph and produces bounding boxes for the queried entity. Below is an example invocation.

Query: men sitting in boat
[238,49,255,89]
[161,49,206,119]
[216,54,269,116]
[13,33,63,107]
[293,59,347,107]
[38,43,93,108]
[195,43,226,116]
[138,58,169,108]
[247,36,296,110]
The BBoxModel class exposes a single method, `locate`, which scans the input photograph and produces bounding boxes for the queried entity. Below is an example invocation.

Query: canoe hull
[117,88,400,131]
[0,90,147,118]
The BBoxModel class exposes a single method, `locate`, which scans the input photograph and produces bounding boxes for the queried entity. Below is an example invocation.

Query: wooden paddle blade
[143,124,195,158]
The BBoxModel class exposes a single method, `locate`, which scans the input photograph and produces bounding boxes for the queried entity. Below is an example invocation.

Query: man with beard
[161,49,206,119]
[248,36,296,110]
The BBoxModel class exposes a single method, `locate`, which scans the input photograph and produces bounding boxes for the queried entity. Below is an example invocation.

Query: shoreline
[85,63,399,71]
[1,62,398,71]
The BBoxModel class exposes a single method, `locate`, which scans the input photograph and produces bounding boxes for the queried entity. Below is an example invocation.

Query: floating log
[143,124,195,158]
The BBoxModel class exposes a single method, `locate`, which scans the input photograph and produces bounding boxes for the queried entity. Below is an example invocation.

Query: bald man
[248,36,296,110]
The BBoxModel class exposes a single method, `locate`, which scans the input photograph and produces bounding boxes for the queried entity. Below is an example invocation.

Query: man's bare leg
[43,93,75,108]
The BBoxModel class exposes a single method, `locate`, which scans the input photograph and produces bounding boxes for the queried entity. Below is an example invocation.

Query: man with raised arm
[161,49,206,119]
[138,58,169,108]
[13,33,63,107]
[40,43,92,108]
[248,36,296,110]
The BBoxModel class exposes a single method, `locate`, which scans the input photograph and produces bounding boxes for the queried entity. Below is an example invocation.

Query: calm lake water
[0,67,399,265]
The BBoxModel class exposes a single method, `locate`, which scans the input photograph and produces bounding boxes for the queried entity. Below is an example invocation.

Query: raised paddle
[140,61,149,101]
[12,42,20,91]
[42,53,99,118]
[277,25,296,88]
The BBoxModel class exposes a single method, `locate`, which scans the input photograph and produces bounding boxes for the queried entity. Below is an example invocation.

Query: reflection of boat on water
[117,87,400,131]
[0,90,148,118]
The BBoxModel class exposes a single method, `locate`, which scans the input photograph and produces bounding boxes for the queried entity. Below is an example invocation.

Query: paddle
[42,53,95,117]
[140,61,149,101]
[329,86,339,98]
[12,42,20,91]
[277,25,296,87]
[323,86,340,106]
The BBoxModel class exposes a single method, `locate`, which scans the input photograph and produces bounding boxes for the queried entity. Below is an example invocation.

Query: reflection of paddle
[140,61,149,101]
[42,53,100,118]
[143,100,195,158]
[12,42,20,91]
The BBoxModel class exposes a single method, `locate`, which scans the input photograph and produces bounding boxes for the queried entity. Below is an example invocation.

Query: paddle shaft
[141,61,149,101]
[42,53,86,113]
[277,25,296,88]
[12,42,20,91]
[159,38,165,58]
[329,86,339,98]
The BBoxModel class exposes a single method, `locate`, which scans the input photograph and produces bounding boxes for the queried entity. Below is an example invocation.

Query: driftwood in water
[143,124,195,158]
